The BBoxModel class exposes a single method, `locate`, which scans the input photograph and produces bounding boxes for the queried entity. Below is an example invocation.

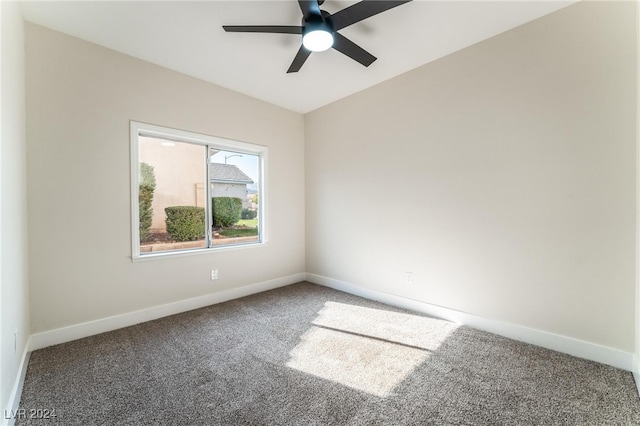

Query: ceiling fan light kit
[303,29,333,52]
[302,16,334,52]
[223,0,412,73]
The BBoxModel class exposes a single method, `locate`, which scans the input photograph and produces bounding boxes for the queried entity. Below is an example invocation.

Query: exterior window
[131,122,266,259]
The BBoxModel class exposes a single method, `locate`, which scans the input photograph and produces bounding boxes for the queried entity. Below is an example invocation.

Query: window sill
[132,240,267,262]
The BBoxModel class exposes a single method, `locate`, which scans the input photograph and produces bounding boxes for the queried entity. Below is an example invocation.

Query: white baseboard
[2,339,31,426]
[29,273,306,351]
[633,356,640,397]
[306,273,635,372]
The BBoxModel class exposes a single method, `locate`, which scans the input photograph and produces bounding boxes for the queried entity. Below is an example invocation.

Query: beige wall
[1,1,30,413]
[637,0,640,380]
[306,1,637,351]
[25,23,305,333]
[139,137,205,231]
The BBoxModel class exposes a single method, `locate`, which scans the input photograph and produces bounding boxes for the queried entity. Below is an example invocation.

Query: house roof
[209,163,254,185]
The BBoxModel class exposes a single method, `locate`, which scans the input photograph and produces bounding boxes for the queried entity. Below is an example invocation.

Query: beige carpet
[16,282,640,425]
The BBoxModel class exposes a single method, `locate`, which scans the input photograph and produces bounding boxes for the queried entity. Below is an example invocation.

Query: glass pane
[209,150,260,247]
[138,136,207,254]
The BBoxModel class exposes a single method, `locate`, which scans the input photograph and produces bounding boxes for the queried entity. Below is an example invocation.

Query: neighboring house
[210,163,254,209]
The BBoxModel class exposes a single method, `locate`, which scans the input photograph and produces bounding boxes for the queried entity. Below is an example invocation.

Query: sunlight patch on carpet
[286,302,460,397]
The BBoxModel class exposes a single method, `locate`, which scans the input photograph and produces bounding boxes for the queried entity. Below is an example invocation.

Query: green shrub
[241,208,257,220]
[139,162,156,242]
[165,206,205,241]
[212,197,242,228]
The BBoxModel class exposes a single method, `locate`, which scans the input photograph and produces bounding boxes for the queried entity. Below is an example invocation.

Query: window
[130,122,266,259]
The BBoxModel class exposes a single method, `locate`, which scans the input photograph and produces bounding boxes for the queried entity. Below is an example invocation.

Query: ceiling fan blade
[223,25,302,34]
[332,33,376,67]
[331,0,412,31]
[298,0,321,19]
[287,45,312,73]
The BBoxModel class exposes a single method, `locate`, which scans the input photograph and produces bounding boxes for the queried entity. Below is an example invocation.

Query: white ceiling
[19,0,575,114]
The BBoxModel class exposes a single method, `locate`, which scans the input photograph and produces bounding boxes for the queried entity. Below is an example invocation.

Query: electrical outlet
[405,272,413,285]
[210,269,219,280]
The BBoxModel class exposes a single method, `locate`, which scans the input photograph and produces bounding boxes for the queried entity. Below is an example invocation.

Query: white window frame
[130,121,267,261]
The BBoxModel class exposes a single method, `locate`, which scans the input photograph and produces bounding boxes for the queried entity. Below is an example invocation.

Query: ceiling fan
[223,0,412,73]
